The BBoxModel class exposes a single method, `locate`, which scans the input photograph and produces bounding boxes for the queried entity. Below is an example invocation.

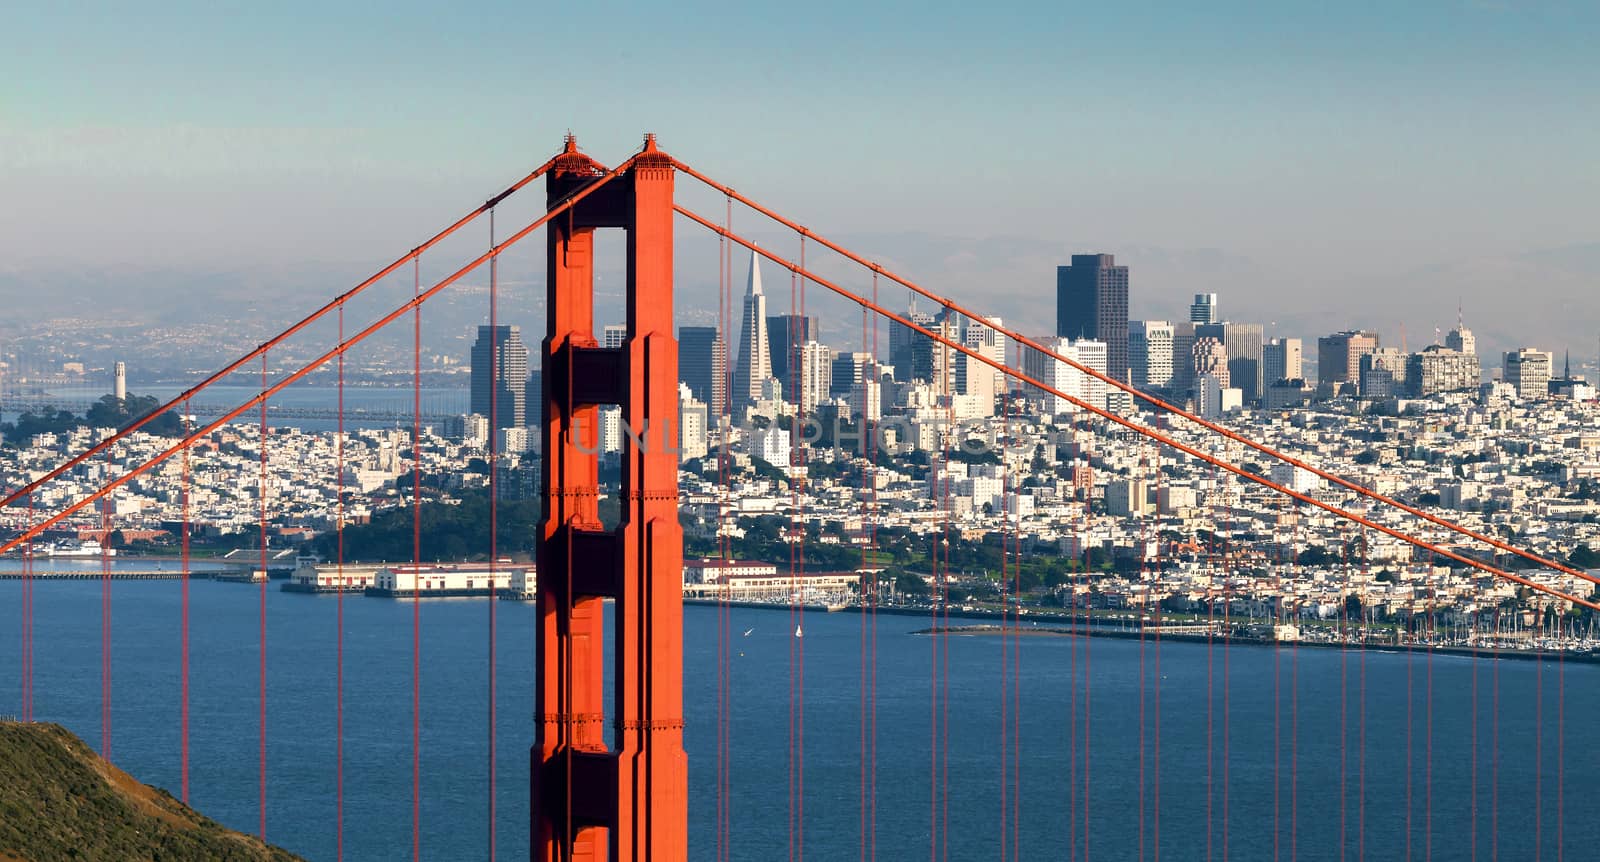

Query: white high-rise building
[1128,321,1174,391]
[1503,348,1552,400]
[731,249,773,415]
[678,384,708,462]
[1021,338,1107,416]
[795,340,834,413]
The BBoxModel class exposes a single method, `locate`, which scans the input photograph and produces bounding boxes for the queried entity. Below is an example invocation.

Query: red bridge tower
[534,135,687,860]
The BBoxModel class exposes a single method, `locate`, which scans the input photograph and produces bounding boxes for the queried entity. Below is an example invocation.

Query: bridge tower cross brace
[534,134,687,861]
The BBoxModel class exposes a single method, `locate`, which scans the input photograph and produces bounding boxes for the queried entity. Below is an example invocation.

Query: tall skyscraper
[731,249,773,414]
[1170,322,1197,396]
[678,326,727,416]
[1056,254,1130,383]
[1128,321,1175,391]
[471,325,529,430]
[1196,322,1265,402]
[1264,338,1303,384]
[1189,293,1219,325]
[767,314,819,392]
[889,304,939,383]
[1503,348,1552,400]
[1317,331,1380,387]
[601,324,628,350]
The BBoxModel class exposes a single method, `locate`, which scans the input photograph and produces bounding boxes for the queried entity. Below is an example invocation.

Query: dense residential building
[767,314,819,393]
[678,326,727,416]
[1022,337,1107,415]
[1359,348,1409,398]
[1056,254,1130,384]
[470,324,528,430]
[731,249,774,415]
[1407,345,1480,396]
[1189,293,1219,325]
[1264,338,1303,384]
[1317,330,1380,388]
[1128,320,1175,391]
[1504,348,1553,400]
[1196,322,1265,402]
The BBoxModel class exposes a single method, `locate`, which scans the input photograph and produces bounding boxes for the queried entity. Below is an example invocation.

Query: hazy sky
[3,0,1597,361]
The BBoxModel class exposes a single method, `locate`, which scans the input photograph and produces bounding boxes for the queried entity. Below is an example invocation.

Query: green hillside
[0,721,302,862]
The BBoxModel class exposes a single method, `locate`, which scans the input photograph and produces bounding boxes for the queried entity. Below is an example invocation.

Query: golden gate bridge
[2,134,1593,861]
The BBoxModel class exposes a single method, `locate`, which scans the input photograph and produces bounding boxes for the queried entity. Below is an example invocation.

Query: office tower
[1196,322,1265,402]
[1129,321,1175,391]
[731,249,773,414]
[1359,348,1408,398]
[1406,346,1480,396]
[1317,331,1380,387]
[1503,348,1553,400]
[1189,293,1219,325]
[113,361,126,401]
[889,304,939,383]
[601,324,628,350]
[678,326,727,416]
[830,352,874,400]
[1170,322,1197,395]
[471,324,529,430]
[767,314,819,391]
[1056,254,1130,383]
[1445,326,1475,356]
[794,341,834,412]
[1264,338,1303,384]
[1021,337,1107,415]
[1192,337,1230,388]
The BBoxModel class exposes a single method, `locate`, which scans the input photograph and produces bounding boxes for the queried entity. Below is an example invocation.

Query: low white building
[372,564,519,596]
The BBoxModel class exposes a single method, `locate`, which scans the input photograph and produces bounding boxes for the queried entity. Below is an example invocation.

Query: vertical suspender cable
[336,305,346,862]
[259,351,269,841]
[412,257,423,862]
[181,400,192,804]
[101,472,112,759]
[487,209,499,862]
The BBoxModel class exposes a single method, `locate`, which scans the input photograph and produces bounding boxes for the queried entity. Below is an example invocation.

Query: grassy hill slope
[0,721,302,862]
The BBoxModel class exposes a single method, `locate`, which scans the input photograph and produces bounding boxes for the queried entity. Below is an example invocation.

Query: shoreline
[912,623,1600,663]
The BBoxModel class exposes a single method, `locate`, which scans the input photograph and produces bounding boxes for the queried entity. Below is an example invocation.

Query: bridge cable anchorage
[0,155,639,560]
[668,158,1600,590]
[0,156,564,515]
[672,204,1600,613]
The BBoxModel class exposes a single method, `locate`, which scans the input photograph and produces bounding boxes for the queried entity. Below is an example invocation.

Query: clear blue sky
[3,0,1597,356]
